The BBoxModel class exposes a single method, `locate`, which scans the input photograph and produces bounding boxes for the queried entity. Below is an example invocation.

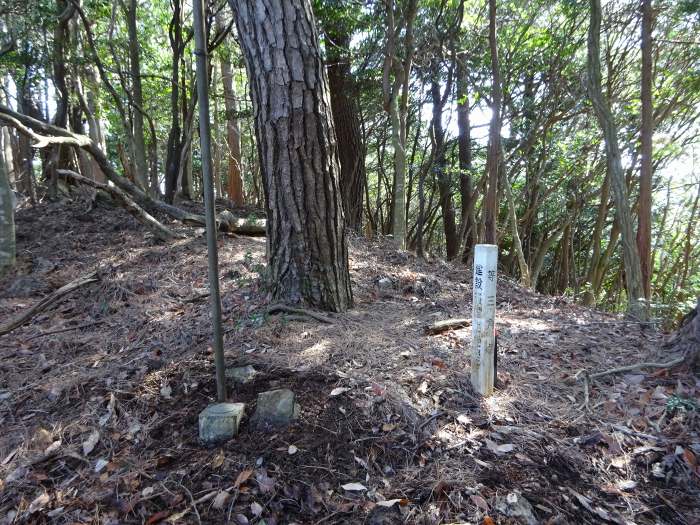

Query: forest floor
[0,198,698,525]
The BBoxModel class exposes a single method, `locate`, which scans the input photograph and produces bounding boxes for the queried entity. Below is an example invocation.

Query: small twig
[24,320,105,341]
[589,356,685,380]
[573,355,686,411]
[609,423,666,443]
[266,303,334,324]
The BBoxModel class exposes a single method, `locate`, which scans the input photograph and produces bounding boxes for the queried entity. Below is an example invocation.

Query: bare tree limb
[0,272,100,336]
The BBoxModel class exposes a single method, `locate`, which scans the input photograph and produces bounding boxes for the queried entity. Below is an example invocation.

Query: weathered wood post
[471,244,498,395]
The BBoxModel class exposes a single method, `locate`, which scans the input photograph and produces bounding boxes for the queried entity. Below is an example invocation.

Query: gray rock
[252,389,300,428]
[225,365,258,384]
[377,277,393,289]
[495,492,538,525]
[199,402,245,444]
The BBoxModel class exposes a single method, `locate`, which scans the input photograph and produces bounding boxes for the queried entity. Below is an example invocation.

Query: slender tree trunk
[229,0,352,312]
[164,0,182,203]
[637,0,653,299]
[126,0,149,191]
[587,0,646,319]
[324,19,365,232]
[0,135,14,276]
[80,65,107,182]
[416,166,425,258]
[679,179,700,290]
[220,49,244,206]
[503,171,531,287]
[17,72,37,204]
[484,0,502,245]
[382,0,417,250]
[583,170,610,306]
[430,77,459,259]
[457,57,475,263]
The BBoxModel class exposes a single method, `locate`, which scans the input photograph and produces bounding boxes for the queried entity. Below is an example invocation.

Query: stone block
[199,402,245,444]
[252,389,299,428]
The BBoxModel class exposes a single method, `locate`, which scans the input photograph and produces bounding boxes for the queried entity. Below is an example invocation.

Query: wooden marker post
[471,244,498,395]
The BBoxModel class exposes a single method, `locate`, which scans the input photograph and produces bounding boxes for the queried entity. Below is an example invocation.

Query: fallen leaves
[329,387,349,397]
[234,468,254,489]
[255,469,275,494]
[28,493,49,513]
[211,450,225,469]
[484,439,515,455]
[212,490,230,510]
[341,482,367,491]
[82,430,100,456]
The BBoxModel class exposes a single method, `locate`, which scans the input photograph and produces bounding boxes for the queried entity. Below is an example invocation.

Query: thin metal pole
[193,0,226,402]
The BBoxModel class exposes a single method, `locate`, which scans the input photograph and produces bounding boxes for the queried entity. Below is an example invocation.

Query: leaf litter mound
[0,199,698,524]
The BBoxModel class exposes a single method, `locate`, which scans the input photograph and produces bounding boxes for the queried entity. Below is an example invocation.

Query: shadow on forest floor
[0,199,698,524]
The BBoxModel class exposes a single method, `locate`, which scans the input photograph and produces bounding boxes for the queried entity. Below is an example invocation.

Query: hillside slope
[0,200,698,524]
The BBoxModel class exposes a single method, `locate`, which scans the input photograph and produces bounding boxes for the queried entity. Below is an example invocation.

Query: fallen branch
[0,271,100,336]
[574,355,685,411]
[266,303,334,324]
[58,170,181,241]
[424,318,470,335]
[588,356,686,380]
[0,105,268,236]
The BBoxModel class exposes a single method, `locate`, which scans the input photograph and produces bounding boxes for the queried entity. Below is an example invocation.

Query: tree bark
[220,48,244,206]
[228,0,352,312]
[0,140,14,276]
[382,0,418,250]
[457,57,475,263]
[323,14,365,232]
[164,0,183,203]
[125,0,149,191]
[430,76,459,259]
[587,0,646,319]
[484,0,502,245]
[637,0,653,299]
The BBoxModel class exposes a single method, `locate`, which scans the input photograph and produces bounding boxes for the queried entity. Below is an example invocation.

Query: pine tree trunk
[587,0,646,319]
[637,0,653,299]
[324,22,365,232]
[228,0,352,312]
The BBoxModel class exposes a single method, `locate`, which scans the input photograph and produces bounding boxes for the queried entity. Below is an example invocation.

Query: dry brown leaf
[211,450,225,469]
[471,494,489,512]
[250,501,263,516]
[82,430,100,456]
[233,468,254,489]
[212,490,230,510]
[28,493,50,513]
[255,469,275,493]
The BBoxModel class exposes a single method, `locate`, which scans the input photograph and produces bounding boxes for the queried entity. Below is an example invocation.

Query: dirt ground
[1,198,698,525]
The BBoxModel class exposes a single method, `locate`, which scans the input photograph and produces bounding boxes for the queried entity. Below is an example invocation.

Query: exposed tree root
[265,303,334,324]
[0,271,100,336]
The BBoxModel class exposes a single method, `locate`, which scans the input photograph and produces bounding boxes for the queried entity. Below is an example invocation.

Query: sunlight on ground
[299,339,331,362]
[483,391,515,420]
